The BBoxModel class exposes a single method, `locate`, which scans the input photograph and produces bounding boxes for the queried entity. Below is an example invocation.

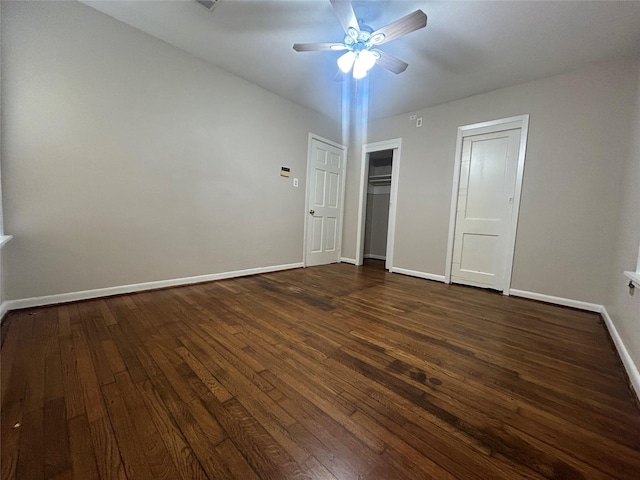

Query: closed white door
[451,129,521,290]
[305,138,345,267]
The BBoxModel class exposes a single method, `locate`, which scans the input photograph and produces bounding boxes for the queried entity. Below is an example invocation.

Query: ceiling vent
[194,0,220,11]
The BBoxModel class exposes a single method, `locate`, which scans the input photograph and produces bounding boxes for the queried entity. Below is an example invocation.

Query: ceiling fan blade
[370,10,427,45]
[330,0,359,35]
[293,43,346,52]
[373,49,408,74]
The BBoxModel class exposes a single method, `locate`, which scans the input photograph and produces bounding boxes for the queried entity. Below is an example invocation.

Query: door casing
[303,133,348,267]
[355,138,402,269]
[444,115,530,295]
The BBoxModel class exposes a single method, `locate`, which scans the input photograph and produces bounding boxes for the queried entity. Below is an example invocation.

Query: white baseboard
[340,257,357,265]
[509,289,602,312]
[391,267,446,283]
[364,254,386,261]
[600,306,640,401]
[4,262,304,312]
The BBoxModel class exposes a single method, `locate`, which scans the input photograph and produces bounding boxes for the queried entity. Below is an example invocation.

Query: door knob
[309,209,315,215]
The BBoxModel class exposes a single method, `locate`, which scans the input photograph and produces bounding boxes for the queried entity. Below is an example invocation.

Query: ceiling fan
[293,0,427,79]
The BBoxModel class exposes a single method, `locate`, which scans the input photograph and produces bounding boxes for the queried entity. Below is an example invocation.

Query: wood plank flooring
[2,260,640,479]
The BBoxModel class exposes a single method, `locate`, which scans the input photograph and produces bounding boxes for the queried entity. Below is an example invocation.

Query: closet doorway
[356,139,402,270]
[364,150,392,262]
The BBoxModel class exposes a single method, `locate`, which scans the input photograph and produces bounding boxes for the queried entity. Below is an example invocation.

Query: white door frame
[355,138,402,269]
[303,133,348,267]
[444,115,529,294]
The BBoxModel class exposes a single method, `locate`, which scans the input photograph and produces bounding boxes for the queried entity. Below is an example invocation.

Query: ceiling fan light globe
[352,56,368,79]
[337,51,356,73]
[359,49,377,71]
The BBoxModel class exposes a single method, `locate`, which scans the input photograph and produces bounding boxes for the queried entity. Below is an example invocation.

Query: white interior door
[305,138,345,267]
[451,129,521,290]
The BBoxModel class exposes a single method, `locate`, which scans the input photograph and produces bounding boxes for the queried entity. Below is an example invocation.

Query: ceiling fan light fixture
[358,31,371,42]
[352,55,368,79]
[359,49,377,71]
[337,51,356,73]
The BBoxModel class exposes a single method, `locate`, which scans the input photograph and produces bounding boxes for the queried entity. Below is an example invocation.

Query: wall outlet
[293,178,299,187]
[416,117,423,127]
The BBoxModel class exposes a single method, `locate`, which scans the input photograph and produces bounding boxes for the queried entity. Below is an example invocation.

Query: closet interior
[364,149,393,262]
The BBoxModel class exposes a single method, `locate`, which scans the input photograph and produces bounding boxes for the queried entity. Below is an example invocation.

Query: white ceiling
[81,0,640,120]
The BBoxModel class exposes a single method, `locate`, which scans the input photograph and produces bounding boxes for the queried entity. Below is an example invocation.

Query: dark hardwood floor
[2,260,640,479]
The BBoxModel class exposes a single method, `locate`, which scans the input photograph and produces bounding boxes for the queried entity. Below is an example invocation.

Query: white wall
[0,0,339,300]
[604,56,640,392]
[343,57,639,305]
